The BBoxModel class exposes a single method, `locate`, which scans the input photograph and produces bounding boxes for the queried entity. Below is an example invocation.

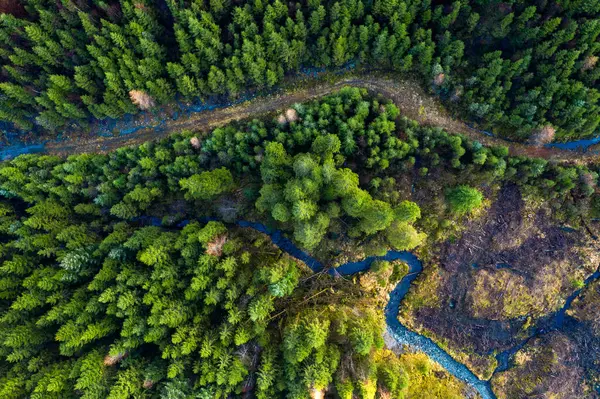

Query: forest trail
[34,75,600,164]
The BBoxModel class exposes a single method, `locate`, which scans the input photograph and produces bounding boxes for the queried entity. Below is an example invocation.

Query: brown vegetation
[46,77,600,163]
[285,108,299,122]
[276,108,299,124]
[469,266,562,320]
[309,388,325,399]
[142,379,154,389]
[568,280,600,336]
[492,333,588,399]
[582,56,598,71]
[103,352,127,366]
[0,0,26,17]
[400,184,600,379]
[129,90,156,110]
[529,125,556,146]
[206,234,228,256]
[190,136,201,149]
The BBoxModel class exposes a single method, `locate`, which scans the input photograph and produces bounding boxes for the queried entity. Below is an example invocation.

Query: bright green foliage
[0,88,431,397]
[179,167,234,200]
[0,201,406,398]
[203,88,411,172]
[385,221,427,251]
[446,185,484,215]
[395,200,422,223]
[282,305,387,394]
[1,2,600,140]
[0,205,307,397]
[255,134,418,249]
[0,87,599,398]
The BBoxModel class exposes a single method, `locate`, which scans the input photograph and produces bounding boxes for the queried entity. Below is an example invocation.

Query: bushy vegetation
[1,87,599,398]
[446,185,484,215]
[0,88,436,398]
[0,214,413,398]
[398,117,600,229]
[2,0,600,141]
[202,87,408,171]
[255,136,425,250]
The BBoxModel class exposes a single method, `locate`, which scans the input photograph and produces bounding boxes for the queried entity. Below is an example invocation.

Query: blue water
[138,215,497,398]
[466,253,600,375]
[244,221,497,398]
[0,63,352,161]
[559,226,577,233]
[380,256,496,399]
[493,269,600,373]
[135,217,324,272]
[0,92,259,161]
[235,220,323,272]
[331,251,419,276]
[0,142,46,159]
[465,122,497,138]
[3,62,599,161]
[464,121,600,152]
[227,219,600,398]
[546,137,600,151]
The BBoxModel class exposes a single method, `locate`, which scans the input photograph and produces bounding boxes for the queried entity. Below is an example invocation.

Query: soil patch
[403,184,600,378]
[5,74,600,164]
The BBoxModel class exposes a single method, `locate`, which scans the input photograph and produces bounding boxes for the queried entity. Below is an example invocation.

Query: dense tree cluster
[1,88,599,398]
[398,116,600,224]
[202,87,410,171]
[0,89,424,398]
[0,211,407,398]
[2,1,600,141]
[203,88,424,250]
[255,135,423,249]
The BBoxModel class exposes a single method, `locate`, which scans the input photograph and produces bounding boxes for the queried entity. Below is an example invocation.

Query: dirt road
[42,75,599,164]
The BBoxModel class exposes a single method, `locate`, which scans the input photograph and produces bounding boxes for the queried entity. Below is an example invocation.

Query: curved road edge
[3,74,599,164]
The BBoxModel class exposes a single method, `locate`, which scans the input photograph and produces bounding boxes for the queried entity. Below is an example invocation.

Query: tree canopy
[2,1,600,142]
[0,87,599,398]
[446,185,484,215]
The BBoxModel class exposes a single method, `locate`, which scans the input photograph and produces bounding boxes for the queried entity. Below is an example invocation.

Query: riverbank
[138,215,496,399]
[396,179,600,396]
[2,72,600,164]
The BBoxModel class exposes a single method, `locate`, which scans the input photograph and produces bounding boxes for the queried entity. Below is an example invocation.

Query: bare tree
[529,125,556,146]
[129,90,156,110]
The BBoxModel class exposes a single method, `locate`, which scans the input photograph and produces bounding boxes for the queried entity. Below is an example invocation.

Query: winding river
[141,216,497,398]
[240,221,498,399]
[4,69,599,397]
[147,216,598,398]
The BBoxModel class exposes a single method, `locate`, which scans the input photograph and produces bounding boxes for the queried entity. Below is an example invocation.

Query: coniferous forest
[2,0,600,141]
[2,86,600,398]
[0,88,459,398]
[3,1,600,397]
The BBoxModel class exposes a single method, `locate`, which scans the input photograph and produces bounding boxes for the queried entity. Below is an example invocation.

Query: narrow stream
[2,69,600,160]
[135,211,600,398]
[493,268,600,373]
[0,93,255,160]
[221,219,600,398]
[464,122,600,152]
[141,216,497,399]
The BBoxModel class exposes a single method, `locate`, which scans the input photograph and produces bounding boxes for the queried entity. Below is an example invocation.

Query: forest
[2,0,600,141]
[1,87,599,398]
